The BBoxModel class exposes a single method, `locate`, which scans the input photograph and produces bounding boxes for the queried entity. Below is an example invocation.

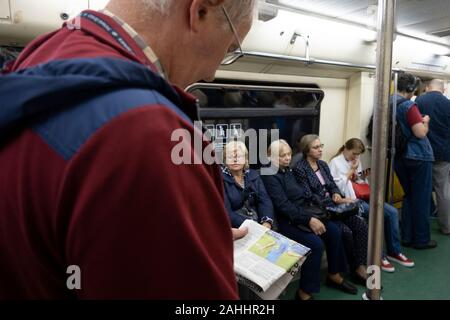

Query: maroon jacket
[0,11,237,299]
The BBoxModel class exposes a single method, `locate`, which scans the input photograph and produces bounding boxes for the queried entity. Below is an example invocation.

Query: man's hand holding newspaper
[233,220,311,300]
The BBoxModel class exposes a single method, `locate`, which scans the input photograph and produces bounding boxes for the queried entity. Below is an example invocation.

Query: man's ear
[189,0,226,32]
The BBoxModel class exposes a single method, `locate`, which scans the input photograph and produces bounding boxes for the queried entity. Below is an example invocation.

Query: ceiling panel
[278,0,374,18]
[270,0,450,42]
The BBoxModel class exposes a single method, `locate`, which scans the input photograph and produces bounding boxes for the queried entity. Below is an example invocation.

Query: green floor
[279,219,450,300]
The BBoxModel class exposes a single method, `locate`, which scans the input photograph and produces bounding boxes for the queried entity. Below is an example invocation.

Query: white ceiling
[268,0,450,43]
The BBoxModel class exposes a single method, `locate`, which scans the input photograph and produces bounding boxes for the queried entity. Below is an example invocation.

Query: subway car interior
[1,0,450,301]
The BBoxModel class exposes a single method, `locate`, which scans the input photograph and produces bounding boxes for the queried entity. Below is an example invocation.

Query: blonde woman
[261,140,356,299]
[222,141,274,229]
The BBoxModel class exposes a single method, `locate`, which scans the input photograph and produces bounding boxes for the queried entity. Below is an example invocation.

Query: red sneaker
[387,253,415,267]
[381,258,395,272]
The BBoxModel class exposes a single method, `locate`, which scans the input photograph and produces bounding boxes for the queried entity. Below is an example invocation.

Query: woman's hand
[309,217,326,235]
[332,193,343,203]
[360,168,371,180]
[347,168,357,180]
[346,159,359,180]
[332,193,355,204]
[262,222,272,229]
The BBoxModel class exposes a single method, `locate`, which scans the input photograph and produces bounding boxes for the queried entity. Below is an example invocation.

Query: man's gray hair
[142,0,256,22]
[223,0,257,24]
[141,0,172,13]
[428,79,445,93]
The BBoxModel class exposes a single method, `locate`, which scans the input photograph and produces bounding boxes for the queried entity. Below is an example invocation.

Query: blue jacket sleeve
[223,187,247,228]
[255,176,275,225]
[321,161,343,196]
[293,165,325,206]
[262,175,312,226]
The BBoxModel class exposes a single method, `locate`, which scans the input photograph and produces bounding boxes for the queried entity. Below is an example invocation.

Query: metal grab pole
[366,0,396,300]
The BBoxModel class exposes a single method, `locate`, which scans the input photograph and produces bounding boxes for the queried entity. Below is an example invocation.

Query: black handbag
[235,202,258,222]
[325,202,359,221]
[235,189,259,222]
[297,203,329,233]
[304,203,329,222]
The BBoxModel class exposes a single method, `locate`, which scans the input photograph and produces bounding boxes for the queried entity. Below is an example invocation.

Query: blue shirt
[416,91,450,162]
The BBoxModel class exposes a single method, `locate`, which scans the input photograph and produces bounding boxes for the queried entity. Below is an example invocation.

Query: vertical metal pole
[367,0,396,300]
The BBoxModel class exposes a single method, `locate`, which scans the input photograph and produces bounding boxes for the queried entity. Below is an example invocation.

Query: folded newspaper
[233,220,311,300]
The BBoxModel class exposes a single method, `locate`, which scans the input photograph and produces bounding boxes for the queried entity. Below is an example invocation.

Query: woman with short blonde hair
[221,141,274,229]
[223,140,249,171]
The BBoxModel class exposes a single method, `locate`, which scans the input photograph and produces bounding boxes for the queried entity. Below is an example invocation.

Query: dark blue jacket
[293,158,342,207]
[222,168,275,228]
[260,167,313,227]
[416,91,450,162]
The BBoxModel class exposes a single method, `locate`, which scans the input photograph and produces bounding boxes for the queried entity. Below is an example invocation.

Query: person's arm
[223,186,248,228]
[293,164,323,206]
[255,175,275,229]
[408,104,429,139]
[63,107,238,299]
[261,175,312,227]
[329,157,354,195]
[321,161,354,204]
[322,161,343,196]
[355,161,368,183]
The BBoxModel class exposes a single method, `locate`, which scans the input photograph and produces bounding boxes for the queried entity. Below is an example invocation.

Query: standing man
[393,73,437,249]
[416,79,450,235]
[0,0,255,299]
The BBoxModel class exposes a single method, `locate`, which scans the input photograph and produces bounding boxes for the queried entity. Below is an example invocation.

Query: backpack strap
[395,97,408,106]
[394,97,413,140]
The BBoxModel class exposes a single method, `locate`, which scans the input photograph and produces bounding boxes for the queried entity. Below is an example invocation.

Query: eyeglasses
[226,154,245,161]
[311,144,324,150]
[221,6,244,66]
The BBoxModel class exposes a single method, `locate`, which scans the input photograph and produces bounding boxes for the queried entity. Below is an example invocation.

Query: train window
[187,83,324,168]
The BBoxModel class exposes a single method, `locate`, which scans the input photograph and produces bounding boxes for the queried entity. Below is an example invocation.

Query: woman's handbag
[235,189,259,222]
[351,182,371,200]
[297,203,329,233]
[304,203,329,222]
[235,203,258,222]
[325,202,359,221]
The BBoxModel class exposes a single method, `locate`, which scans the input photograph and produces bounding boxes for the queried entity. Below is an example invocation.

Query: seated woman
[222,141,274,229]
[329,138,414,272]
[293,134,369,285]
[261,140,357,300]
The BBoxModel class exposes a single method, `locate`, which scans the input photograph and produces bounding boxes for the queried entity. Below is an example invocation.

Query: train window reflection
[188,82,324,169]
[190,87,323,110]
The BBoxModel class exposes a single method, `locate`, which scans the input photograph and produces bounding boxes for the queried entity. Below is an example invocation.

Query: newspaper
[233,220,311,300]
